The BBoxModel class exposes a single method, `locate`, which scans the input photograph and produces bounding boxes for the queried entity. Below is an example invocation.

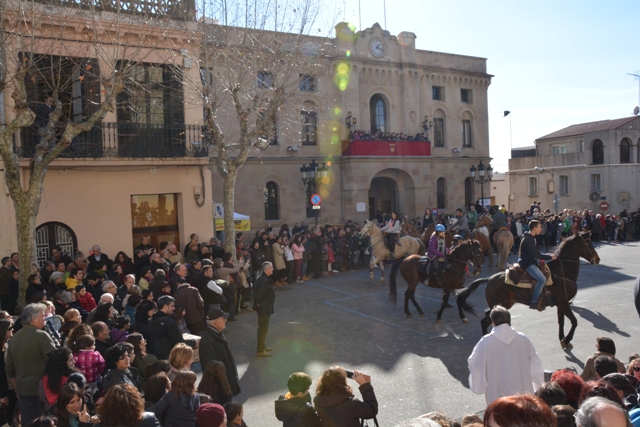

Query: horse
[458,232,600,349]
[360,220,425,282]
[494,228,514,270]
[467,214,493,268]
[402,221,422,238]
[388,240,484,322]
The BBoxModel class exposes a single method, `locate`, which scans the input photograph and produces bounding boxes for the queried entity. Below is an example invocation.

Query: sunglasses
[633,367,640,372]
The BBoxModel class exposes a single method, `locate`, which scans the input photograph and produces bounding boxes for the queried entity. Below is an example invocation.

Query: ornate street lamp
[345,111,357,133]
[469,160,493,212]
[300,159,328,226]
[421,115,433,136]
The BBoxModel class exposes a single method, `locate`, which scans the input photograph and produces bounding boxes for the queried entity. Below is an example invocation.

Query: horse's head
[360,220,373,237]
[470,240,484,276]
[476,214,492,229]
[578,232,600,265]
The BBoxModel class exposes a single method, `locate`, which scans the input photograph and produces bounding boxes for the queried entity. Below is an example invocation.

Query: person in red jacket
[75,285,97,313]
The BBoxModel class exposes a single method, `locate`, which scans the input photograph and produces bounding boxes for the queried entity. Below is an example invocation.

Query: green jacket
[6,324,56,396]
[467,210,478,224]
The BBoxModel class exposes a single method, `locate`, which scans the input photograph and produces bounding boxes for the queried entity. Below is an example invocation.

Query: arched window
[436,178,447,209]
[592,140,604,165]
[620,138,631,163]
[35,221,78,268]
[464,177,475,208]
[369,94,386,133]
[301,101,317,145]
[264,181,279,221]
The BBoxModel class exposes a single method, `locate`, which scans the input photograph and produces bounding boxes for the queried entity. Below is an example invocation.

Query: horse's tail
[456,277,489,314]
[387,257,403,306]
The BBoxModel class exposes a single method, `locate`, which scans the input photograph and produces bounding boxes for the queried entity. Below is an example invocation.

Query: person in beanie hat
[275,372,322,427]
[196,403,226,427]
[199,308,241,396]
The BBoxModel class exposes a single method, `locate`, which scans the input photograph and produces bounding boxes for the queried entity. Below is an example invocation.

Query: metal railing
[14,123,210,159]
[31,0,196,21]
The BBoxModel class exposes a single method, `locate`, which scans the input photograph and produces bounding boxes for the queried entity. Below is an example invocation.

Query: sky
[328,0,640,172]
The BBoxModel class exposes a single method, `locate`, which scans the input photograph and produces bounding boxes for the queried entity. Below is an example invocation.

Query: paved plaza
[223,240,640,426]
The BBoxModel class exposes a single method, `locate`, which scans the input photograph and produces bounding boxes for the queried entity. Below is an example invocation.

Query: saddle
[504,262,553,288]
[418,256,429,274]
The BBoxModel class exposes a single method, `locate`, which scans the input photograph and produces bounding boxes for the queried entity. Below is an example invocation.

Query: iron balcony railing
[31,0,196,21]
[14,123,211,159]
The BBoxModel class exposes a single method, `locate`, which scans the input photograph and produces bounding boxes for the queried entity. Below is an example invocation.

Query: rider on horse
[427,224,450,286]
[380,212,402,256]
[519,219,557,311]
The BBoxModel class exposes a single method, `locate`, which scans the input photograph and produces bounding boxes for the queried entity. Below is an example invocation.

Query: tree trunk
[222,167,238,259]
[14,190,41,308]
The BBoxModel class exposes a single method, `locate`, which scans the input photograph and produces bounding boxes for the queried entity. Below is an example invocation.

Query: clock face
[370,39,385,57]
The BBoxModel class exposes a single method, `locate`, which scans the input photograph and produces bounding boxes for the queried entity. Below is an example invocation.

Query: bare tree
[0,0,174,305]
[187,0,338,255]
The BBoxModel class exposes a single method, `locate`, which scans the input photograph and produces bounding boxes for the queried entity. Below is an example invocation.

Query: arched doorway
[35,222,78,267]
[368,169,416,219]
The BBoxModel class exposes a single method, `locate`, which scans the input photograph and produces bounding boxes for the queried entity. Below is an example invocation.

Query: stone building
[507,116,640,214]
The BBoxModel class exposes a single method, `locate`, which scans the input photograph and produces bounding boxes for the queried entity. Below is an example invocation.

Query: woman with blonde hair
[168,343,194,381]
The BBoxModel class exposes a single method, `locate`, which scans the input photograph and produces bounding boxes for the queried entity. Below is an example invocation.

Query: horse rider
[450,208,469,238]
[518,219,557,311]
[380,211,402,256]
[451,234,464,250]
[467,205,478,231]
[427,224,450,286]
[490,206,507,251]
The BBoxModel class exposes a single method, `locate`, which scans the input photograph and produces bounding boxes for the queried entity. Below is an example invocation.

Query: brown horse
[458,232,600,349]
[388,240,484,322]
[494,228,514,270]
[402,221,422,238]
[467,215,493,268]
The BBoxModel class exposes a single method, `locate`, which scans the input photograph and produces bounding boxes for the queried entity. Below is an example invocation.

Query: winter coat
[148,312,196,360]
[199,325,241,396]
[174,283,205,326]
[253,273,275,317]
[96,413,161,427]
[272,243,286,270]
[102,367,140,392]
[150,391,200,427]
[275,394,322,427]
[313,383,378,427]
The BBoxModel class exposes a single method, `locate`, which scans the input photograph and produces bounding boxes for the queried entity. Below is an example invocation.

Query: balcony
[342,139,431,156]
[14,123,210,159]
[509,152,587,171]
[32,0,196,21]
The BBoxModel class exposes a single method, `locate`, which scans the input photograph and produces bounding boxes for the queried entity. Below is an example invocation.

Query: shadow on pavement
[571,306,631,337]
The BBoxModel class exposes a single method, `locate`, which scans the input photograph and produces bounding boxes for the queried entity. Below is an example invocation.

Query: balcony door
[131,194,180,253]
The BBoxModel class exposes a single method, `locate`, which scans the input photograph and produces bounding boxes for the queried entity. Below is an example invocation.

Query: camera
[345,370,354,379]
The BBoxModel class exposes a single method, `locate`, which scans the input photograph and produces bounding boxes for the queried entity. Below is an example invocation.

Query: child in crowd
[72,334,106,384]
[111,315,131,343]
[224,401,248,427]
[275,372,322,427]
[150,371,201,427]
[76,284,97,313]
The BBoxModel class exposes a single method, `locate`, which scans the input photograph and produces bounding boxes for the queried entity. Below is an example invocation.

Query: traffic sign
[310,193,322,205]
[312,205,321,210]
[599,201,609,211]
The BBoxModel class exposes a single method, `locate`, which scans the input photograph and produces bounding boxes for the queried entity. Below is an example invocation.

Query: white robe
[467,324,544,405]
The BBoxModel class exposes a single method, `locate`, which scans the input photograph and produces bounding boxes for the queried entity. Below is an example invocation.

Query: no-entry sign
[310,194,322,205]
[599,201,609,211]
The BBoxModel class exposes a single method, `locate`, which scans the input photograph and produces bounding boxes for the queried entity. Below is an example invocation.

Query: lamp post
[345,111,357,133]
[469,160,493,212]
[300,159,329,226]
[421,115,432,139]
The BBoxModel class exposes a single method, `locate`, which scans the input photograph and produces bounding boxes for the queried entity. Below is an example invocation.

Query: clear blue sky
[330,0,640,172]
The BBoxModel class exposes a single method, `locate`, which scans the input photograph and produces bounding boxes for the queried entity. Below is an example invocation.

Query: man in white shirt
[468,305,544,405]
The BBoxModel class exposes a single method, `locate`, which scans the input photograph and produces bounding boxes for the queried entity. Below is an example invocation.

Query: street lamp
[300,159,329,226]
[469,160,493,212]
[421,115,432,138]
[345,111,357,133]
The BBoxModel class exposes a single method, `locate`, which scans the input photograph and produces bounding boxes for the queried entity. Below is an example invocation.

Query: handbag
[361,417,380,427]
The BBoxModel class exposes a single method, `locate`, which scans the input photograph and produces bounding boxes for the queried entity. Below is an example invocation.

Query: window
[528,177,538,196]
[620,138,631,163]
[464,177,475,208]
[436,178,447,209]
[592,140,604,165]
[264,182,279,221]
[301,102,317,145]
[432,86,444,101]
[552,145,567,155]
[369,95,386,133]
[590,174,602,192]
[559,175,569,196]
[257,71,274,89]
[299,74,316,92]
[131,194,179,253]
[433,118,445,147]
[462,120,472,147]
[461,89,472,103]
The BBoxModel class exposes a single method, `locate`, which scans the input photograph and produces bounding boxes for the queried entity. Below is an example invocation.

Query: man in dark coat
[634,271,640,319]
[199,308,240,396]
[148,296,196,359]
[253,262,275,357]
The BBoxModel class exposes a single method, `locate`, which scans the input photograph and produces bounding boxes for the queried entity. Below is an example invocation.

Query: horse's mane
[555,232,587,256]
[450,240,473,256]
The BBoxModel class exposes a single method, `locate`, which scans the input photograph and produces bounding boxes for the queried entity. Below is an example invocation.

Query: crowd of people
[0,201,638,427]
[349,129,430,142]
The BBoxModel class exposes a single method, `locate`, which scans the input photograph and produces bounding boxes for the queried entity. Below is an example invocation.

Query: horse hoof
[436,319,442,324]
[462,318,469,324]
[379,278,385,283]
[407,314,413,319]
[560,340,573,350]
[419,313,425,318]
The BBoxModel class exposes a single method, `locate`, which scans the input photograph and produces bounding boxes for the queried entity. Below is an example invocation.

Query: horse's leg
[369,255,379,280]
[404,287,412,318]
[559,301,578,350]
[436,291,449,324]
[410,290,425,318]
[480,310,492,335]
[456,289,469,323]
[379,259,386,282]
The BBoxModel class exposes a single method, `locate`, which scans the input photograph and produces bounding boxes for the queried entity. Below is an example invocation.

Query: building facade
[507,116,640,214]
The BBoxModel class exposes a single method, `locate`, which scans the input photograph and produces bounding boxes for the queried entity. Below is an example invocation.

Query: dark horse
[458,232,600,349]
[389,240,484,322]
